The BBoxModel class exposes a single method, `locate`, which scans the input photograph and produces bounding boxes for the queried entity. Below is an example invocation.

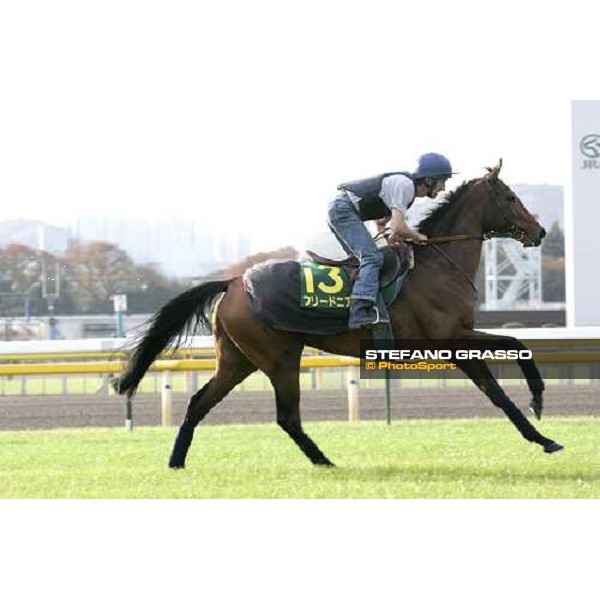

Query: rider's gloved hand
[390,231,428,246]
[410,232,428,245]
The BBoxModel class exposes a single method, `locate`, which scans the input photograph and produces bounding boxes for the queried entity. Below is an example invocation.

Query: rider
[327,152,457,329]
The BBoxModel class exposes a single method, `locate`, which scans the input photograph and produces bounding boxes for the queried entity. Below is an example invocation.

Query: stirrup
[371,306,391,326]
[372,306,381,325]
[349,303,380,330]
[349,305,389,330]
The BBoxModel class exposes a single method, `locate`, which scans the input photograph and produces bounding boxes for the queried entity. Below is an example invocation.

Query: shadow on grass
[325,464,599,485]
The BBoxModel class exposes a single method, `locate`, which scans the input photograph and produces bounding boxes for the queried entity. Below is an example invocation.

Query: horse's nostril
[540,227,546,239]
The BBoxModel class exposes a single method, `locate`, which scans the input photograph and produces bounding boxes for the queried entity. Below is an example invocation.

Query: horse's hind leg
[217,279,334,466]
[457,359,563,454]
[169,328,256,469]
[268,362,335,467]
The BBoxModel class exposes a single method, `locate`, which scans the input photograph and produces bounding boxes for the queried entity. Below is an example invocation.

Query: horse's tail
[115,278,234,398]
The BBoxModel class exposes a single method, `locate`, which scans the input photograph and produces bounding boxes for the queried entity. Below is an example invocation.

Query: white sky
[1,1,598,252]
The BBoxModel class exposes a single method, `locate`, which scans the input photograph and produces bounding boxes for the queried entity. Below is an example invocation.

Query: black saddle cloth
[242,247,410,335]
[243,260,347,334]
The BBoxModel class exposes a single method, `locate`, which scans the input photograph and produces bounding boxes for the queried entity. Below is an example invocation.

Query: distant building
[0,220,69,253]
[512,184,563,229]
[66,215,253,277]
[212,233,252,264]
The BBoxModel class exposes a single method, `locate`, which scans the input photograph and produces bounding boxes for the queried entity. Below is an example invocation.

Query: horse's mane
[414,180,475,236]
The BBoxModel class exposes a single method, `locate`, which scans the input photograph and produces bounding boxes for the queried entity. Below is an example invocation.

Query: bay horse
[116,160,564,468]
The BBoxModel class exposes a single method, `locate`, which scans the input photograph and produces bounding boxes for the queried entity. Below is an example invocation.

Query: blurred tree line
[0,240,186,316]
[0,240,297,317]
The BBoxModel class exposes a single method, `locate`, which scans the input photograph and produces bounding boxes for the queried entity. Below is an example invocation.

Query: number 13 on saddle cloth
[242,241,413,335]
[300,264,351,309]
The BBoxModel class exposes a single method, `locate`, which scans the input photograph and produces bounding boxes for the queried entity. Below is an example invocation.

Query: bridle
[420,177,529,245]
[482,177,530,244]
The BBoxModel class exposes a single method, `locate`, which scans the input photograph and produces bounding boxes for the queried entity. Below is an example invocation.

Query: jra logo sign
[580,134,600,169]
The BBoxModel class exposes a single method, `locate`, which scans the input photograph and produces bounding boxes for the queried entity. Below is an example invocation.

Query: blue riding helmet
[413,153,458,179]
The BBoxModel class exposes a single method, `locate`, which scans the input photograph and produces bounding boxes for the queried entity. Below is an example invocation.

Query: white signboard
[569,101,600,326]
[112,294,128,313]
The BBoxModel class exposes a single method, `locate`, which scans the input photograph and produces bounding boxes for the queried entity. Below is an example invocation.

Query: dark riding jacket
[337,172,415,221]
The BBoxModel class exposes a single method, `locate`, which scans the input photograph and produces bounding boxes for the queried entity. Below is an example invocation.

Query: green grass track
[0,418,597,498]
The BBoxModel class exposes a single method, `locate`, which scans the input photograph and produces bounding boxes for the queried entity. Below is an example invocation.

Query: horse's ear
[485,158,503,180]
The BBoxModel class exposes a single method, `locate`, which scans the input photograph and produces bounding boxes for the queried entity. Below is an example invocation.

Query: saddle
[305,241,413,288]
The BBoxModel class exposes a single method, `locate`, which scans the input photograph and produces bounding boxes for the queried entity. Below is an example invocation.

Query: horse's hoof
[544,442,564,454]
[529,394,543,421]
[168,460,186,469]
[316,460,336,468]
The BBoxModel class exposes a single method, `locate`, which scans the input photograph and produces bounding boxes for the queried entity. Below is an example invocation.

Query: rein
[418,230,509,296]
[428,244,479,295]
[374,230,506,245]
[420,233,482,244]
[374,229,483,295]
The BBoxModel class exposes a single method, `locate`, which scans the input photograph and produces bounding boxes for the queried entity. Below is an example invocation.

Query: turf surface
[0,418,597,498]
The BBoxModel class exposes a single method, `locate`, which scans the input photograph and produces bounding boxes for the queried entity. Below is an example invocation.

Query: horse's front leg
[455,357,563,454]
[458,329,545,420]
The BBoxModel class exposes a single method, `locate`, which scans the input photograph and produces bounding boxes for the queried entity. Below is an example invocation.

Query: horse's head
[478,159,546,247]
